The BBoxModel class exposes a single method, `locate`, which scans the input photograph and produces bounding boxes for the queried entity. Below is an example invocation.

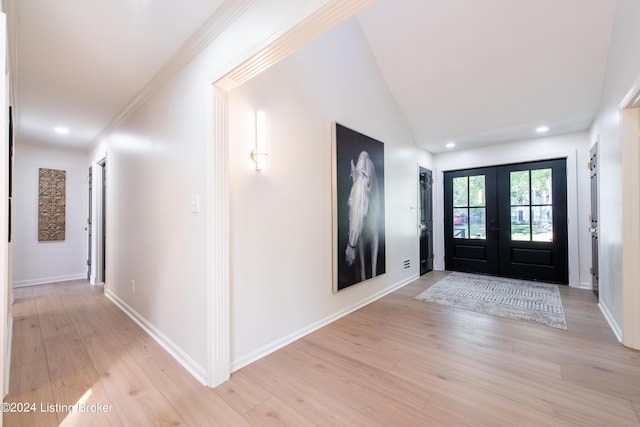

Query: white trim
[206,88,231,387]
[599,300,623,343]
[4,316,11,396]
[91,157,107,287]
[206,0,376,386]
[578,281,592,290]
[619,74,640,109]
[231,274,418,372]
[88,0,255,151]
[619,79,640,349]
[12,273,86,288]
[104,288,208,385]
[213,0,375,92]
[0,11,9,405]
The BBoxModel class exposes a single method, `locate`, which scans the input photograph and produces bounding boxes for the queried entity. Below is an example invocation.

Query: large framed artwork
[333,123,386,292]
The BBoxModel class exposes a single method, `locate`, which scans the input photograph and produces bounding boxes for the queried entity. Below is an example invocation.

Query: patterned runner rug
[415,272,567,330]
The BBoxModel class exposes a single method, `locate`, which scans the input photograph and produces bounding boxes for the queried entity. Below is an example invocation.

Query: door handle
[418,224,426,231]
[589,227,598,233]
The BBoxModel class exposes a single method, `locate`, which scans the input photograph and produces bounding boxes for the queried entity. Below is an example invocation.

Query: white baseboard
[13,273,87,288]
[104,288,208,385]
[231,274,419,372]
[599,300,623,343]
[576,281,593,290]
[4,316,12,398]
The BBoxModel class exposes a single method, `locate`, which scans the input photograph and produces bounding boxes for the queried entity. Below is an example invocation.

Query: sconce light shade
[251,110,268,171]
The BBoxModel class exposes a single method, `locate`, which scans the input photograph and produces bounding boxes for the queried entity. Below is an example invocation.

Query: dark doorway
[419,167,433,275]
[589,144,599,297]
[87,167,92,280]
[97,159,107,284]
[444,158,568,284]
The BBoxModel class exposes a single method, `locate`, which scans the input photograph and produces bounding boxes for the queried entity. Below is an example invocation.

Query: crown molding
[620,74,640,109]
[89,0,254,151]
[90,0,374,150]
[213,0,374,92]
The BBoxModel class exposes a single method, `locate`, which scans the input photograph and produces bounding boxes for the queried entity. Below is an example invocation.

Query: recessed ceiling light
[536,126,549,133]
[445,142,456,148]
[54,126,69,134]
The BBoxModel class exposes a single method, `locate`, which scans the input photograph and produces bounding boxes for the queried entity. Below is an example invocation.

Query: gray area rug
[415,272,567,330]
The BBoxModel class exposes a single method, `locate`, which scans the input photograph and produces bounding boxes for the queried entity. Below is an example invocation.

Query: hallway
[6,280,244,426]
[5,274,640,426]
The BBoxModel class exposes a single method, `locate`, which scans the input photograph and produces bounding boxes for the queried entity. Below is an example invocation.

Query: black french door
[444,159,568,284]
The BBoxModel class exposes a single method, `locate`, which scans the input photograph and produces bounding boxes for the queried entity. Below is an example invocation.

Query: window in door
[509,168,553,242]
[445,158,568,284]
[452,175,486,240]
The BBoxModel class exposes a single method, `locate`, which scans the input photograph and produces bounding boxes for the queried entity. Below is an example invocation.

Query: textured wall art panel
[38,168,66,241]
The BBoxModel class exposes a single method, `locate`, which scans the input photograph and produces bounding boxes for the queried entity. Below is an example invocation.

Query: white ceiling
[8,0,618,153]
[8,0,226,148]
[357,0,618,152]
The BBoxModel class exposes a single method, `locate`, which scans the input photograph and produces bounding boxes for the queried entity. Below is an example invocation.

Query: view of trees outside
[510,168,553,242]
[452,169,553,242]
[453,175,486,239]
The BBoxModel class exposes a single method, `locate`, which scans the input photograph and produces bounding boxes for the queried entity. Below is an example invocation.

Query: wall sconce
[251,110,268,171]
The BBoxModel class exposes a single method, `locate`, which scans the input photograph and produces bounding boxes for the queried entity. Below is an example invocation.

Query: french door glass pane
[469,207,486,239]
[453,177,468,207]
[469,175,485,206]
[532,206,553,241]
[511,207,530,241]
[453,207,468,239]
[510,171,530,205]
[532,168,552,204]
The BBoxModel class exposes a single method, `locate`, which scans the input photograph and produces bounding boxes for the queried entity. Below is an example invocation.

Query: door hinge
[590,266,594,275]
[589,214,593,222]
[86,259,91,266]
[587,161,593,170]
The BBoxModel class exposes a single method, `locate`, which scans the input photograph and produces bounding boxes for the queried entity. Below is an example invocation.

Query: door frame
[207,0,373,387]
[619,76,640,349]
[443,159,568,284]
[434,146,584,287]
[91,157,107,286]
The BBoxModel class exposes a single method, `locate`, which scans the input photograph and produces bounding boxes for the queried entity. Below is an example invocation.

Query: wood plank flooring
[4,272,640,426]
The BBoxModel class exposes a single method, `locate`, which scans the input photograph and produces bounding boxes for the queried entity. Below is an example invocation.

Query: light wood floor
[4,273,640,426]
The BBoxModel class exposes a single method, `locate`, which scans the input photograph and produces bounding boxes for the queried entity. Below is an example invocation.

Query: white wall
[0,11,9,404]
[88,80,211,375]
[85,0,376,381]
[433,132,591,288]
[12,143,88,286]
[228,18,432,368]
[589,0,640,335]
